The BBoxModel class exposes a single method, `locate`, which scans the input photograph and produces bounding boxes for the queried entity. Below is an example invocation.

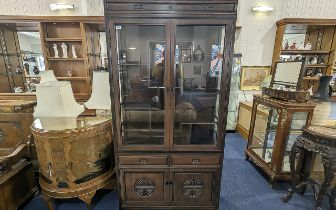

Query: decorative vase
[33,66,40,75]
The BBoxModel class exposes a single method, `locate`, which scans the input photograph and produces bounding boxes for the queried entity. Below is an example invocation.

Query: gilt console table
[282,126,336,210]
[31,116,114,210]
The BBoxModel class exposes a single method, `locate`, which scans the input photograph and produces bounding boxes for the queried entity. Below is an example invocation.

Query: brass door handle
[192,159,200,165]
[139,158,147,165]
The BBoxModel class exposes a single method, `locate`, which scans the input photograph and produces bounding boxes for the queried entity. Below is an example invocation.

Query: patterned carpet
[22,133,328,210]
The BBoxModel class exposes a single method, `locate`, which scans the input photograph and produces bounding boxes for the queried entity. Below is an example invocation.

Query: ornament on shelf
[289,42,297,50]
[67,69,72,77]
[14,87,23,93]
[15,66,23,74]
[53,43,59,58]
[305,69,314,77]
[61,43,68,58]
[315,69,323,77]
[24,63,30,74]
[71,45,77,58]
[317,56,324,64]
[33,66,40,75]
[304,42,312,50]
[284,41,289,50]
[308,56,318,65]
[308,86,314,96]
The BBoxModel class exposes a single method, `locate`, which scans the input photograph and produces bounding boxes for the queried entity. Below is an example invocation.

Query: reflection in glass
[250,105,278,163]
[116,25,165,145]
[282,112,308,172]
[173,25,225,145]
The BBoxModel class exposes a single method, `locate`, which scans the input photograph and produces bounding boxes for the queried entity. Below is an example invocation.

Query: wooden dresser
[0,100,37,210]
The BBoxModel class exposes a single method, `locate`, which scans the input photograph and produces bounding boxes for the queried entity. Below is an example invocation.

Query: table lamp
[84,71,111,110]
[33,81,84,118]
[39,70,58,83]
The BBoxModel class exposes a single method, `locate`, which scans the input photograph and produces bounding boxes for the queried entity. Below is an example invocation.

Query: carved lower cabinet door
[173,173,213,203]
[124,172,165,203]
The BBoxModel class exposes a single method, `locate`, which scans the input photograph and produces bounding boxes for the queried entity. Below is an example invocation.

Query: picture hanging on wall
[240,66,271,90]
[194,66,202,75]
[181,49,191,63]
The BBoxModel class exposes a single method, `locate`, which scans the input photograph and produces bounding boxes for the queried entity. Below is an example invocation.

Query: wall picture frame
[181,49,191,63]
[240,66,271,90]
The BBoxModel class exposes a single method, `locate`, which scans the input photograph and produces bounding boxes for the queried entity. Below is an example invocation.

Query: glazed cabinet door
[120,170,169,206]
[110,21,171,149]
[171,21,230,150]
[172,171,216,206]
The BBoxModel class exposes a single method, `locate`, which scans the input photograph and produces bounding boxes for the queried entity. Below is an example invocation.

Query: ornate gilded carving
[134,177,156,197]
[0,128,5,143]
[183,178,204,198]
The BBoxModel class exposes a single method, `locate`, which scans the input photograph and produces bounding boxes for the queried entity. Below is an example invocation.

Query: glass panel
[227,55,242,130]
[250,104,279,164]
[173,25,225,145]
[282,112,308,172]
[116,25,166,145]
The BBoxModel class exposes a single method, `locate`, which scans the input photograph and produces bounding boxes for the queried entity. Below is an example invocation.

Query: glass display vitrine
[246,95,315,183]
[106,1,238,209]
[113,22,231,149]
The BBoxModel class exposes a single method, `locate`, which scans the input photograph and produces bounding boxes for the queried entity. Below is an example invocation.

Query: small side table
[282,126,336,210]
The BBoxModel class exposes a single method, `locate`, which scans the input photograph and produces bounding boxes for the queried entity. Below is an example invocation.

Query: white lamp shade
[311,101,332,126]
[39,70,58,83]
[33,81,84,118]
[85,71,111,110]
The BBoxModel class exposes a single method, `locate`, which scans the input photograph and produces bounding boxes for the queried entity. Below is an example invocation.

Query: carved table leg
[42,194,54,210]
[329,186,336,210]
[315,156,336,210]
[78,191,96,210]
[282,142,305,203]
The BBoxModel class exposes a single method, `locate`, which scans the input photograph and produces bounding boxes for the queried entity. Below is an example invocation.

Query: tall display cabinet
[105,1,238,209]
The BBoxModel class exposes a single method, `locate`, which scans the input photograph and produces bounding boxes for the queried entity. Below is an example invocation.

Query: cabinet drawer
[119,155,168,165]
[171,155,220,166]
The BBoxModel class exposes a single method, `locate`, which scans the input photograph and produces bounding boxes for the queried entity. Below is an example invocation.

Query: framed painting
[240,66,271,90]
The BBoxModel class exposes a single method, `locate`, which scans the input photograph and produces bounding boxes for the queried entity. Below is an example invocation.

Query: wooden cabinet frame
[105,1,238,209]
[245,95,316,183]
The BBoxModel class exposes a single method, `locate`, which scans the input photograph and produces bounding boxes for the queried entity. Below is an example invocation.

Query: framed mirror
[271,60,305,90]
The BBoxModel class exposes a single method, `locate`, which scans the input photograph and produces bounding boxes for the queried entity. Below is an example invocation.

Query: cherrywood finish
[271,18,336,94]
[105,0,238,209]
[31,117,115,210]
[245,95,316,183]
[0,99,37,210]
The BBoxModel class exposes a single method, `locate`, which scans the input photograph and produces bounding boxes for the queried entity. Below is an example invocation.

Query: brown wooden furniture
[282,126,336,210]
[0,23,26,93]
[31,116,114,210]
[236,101,269,141]
[0,99,37,210]
[271,19,336,94]
[0,16,106,101]
[39,21,102,100]
[245,95,316,183]
[105,1,238,209]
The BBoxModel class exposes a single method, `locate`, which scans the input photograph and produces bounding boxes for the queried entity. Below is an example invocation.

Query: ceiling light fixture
[50,3,75,11]
[252,5,274,12]
[128,47,137,50]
